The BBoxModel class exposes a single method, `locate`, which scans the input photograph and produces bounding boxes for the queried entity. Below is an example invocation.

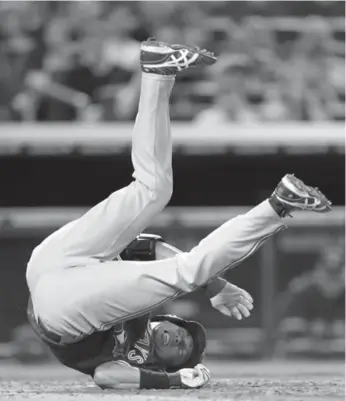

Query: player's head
[150,314,207,372]
[317,238,345,275]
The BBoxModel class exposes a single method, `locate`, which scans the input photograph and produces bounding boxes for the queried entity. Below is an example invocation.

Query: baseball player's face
[152,321,194,369]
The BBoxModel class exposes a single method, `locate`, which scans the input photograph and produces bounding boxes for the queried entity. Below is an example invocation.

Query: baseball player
[26,39,332,390]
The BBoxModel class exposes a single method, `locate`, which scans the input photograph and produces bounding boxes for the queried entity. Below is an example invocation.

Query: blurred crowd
[0,1,345,122]
[276,238,345,358]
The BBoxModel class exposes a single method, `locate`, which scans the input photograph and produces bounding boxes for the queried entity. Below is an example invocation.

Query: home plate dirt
[0,360,344,401]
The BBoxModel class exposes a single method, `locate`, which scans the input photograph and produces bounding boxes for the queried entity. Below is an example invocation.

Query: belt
[28,297,81,344]
[37,318,81,345]
[36,317,64,344]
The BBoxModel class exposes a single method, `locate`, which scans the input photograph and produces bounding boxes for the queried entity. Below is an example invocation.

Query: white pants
[26,73,286,340]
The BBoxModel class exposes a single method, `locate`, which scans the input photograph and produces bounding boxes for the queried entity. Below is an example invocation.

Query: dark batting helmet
[150,314,207,372]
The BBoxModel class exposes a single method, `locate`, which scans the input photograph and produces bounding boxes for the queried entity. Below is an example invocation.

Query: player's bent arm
[94,361,140,389]
[93,361,182,390]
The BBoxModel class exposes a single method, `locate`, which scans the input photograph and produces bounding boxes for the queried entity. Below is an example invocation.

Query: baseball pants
[26,73,286,341]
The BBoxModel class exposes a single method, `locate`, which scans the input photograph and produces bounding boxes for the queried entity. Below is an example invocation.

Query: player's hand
[210,282,254,320]
[179,364,211,389]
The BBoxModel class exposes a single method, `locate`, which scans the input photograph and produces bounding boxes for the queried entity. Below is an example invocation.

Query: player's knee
[150,177,173,206]
[133,177,172,212]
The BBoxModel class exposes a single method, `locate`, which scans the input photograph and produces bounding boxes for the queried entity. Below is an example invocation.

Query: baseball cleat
[140,38,217,75]
[272,174,332,213]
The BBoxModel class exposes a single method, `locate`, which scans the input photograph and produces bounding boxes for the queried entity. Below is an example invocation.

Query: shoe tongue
[147,37,167,48]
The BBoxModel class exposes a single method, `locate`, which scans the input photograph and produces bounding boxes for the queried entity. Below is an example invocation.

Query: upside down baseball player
[26,39,332,390]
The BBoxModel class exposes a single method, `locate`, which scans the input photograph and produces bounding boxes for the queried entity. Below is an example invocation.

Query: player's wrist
[139,369,171,389]
[204,277,227,298]
[168,371,183,388]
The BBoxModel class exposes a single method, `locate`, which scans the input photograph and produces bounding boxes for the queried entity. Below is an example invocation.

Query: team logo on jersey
[111,323,128,358]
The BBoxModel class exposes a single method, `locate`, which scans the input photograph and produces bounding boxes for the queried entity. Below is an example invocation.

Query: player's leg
[26,73,174,291]
[34,175,331,337]
[27,41,217,293]
[34,199,282,337]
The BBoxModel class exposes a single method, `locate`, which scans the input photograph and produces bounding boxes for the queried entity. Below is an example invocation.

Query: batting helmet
[150,314,207,372]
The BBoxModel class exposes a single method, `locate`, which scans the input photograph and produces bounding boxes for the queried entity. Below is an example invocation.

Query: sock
[269,195,293,218]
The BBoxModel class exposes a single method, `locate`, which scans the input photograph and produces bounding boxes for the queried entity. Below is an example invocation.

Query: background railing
[0,123,344,152]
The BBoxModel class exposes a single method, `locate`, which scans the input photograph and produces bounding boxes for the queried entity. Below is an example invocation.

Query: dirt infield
[0,359,344,401]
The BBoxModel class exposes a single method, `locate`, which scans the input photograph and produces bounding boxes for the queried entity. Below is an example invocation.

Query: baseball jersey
[27,299,158,376]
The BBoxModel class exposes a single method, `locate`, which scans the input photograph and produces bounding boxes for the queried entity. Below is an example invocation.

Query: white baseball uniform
[26,73,286,342]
